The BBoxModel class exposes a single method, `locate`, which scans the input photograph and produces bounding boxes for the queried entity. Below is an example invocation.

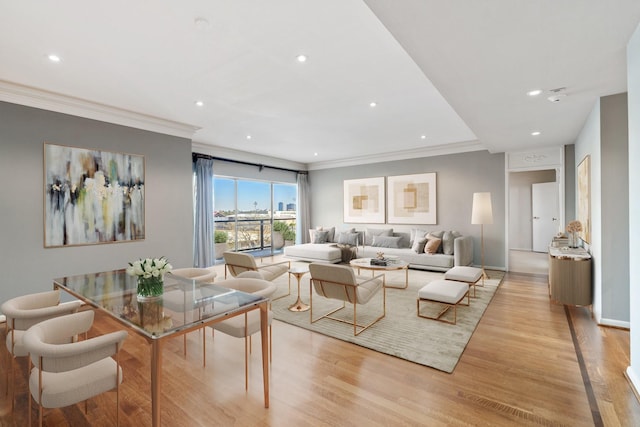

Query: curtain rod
[192,152,308,175]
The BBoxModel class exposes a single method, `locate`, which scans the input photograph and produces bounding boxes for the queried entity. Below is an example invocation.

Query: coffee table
[350,258,409,289]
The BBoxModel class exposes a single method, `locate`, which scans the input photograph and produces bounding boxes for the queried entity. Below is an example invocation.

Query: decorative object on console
[44,143,145,247]
[127,256,173,300]
[566,220,583,248]
[471,192,493,283]
[387,172,437,224]
[343,177,385,223]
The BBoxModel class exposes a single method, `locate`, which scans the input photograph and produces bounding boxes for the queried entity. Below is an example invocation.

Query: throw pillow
[410,228,429,245]
[365,228,393,245]
[426,232,445,253]
[371,235,402,248]
[313,230,330,244]
[324,226,336,243]
[411,237,427,253]
[424,237,442,254]
[442,231,455,255]
[337,232,359,246]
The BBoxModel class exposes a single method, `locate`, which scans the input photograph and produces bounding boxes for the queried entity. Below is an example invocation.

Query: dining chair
[1,290,82,410]
[23,310,128,426]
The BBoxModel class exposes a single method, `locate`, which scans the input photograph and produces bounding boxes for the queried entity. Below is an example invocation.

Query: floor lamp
[472,192,493,283]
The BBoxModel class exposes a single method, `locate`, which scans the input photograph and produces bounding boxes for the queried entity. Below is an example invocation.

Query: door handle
[533,216,540,220]
[552,218,558,221]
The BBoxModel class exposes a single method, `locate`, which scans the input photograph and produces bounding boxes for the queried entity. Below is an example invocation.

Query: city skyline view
[214,177,297,213]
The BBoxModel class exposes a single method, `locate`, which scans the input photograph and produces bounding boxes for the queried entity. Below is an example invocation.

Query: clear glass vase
[137,276,164,301]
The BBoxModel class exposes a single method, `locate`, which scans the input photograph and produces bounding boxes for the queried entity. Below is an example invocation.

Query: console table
[548,247,592,306]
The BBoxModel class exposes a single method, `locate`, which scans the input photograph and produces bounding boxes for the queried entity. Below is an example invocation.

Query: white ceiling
[1,1,639,169]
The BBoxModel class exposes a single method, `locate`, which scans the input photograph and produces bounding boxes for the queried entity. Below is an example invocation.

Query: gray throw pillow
[365,228,393,245]
[442,231,455,255]
[337,232,359,246]
[371,235,402,248]
[412,237,427,253]
[313,230,330,244]
[410,228,429,245]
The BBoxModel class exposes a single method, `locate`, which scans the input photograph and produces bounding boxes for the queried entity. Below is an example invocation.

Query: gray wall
[574,93,630,325]
[600,93,630,322]
[309,150,506,269]
[626,21,640,392]
[0,101,194,307]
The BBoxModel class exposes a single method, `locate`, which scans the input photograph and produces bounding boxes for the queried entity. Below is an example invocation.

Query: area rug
[270,262,504,373]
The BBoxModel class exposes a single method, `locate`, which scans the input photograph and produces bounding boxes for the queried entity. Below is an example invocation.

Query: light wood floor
[1,271,639,426]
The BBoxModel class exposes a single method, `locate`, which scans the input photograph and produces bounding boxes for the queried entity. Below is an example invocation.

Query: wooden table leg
[260,302,270,408]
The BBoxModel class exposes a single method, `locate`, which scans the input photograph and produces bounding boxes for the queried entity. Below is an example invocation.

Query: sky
[214,178,296,212]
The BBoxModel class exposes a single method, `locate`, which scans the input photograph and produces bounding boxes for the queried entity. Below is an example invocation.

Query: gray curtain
[296,173,310,244]
[193,157,214,267]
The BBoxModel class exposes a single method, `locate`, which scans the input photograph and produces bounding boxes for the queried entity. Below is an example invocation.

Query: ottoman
[444,266,482,297]
[416,279,469,324]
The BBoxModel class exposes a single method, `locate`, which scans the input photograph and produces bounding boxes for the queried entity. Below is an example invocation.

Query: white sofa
[284,227,474,272]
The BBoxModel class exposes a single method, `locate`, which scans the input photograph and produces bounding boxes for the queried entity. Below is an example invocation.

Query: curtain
[193,157,214,267]
[296,173,310,244]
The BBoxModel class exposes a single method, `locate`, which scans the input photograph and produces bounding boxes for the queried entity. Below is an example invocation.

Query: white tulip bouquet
[127,257,172,298]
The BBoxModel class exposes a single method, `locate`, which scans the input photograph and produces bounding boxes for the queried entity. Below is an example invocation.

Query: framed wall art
[577,154,591,244]
[44,142,145,247]
[387,172,437,224]
[343,177,385,223]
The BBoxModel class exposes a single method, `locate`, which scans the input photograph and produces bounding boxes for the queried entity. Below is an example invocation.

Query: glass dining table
[53,269,270,427]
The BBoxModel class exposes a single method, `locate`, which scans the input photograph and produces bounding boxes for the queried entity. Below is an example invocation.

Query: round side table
[288,267,310,312]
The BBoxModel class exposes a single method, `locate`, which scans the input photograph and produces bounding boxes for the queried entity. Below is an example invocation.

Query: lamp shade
[471,192,493,225]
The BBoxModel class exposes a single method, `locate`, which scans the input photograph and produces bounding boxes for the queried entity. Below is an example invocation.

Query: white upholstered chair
[223,252,290,282]
[23,310,128,426]
[210,277,276,390]
[170,267,217,284]
[1,290,82,409]
[308,262,386,336]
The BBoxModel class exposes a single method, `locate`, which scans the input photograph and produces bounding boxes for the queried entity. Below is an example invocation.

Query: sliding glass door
[213,177,296,258]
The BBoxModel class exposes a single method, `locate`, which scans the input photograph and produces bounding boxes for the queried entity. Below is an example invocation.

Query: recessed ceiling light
[531,131,541,136]
[296,54,307,63]
[246,135,252,140]
[313,152,318,156]
[421,135,427,140]
[195,100,204,107]
[48,54,61,63]
[369,102,377,108]
[527,89,542,97]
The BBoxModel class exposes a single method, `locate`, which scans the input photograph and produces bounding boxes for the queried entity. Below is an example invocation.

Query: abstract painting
[44,143,145,247]
[577,155,591,244]
[387,173,436,224]
[343,177,385,223]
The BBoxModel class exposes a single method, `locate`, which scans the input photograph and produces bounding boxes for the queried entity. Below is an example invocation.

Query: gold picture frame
[577,155,591,244]
[387,172,437,224]
[44,142,145,247]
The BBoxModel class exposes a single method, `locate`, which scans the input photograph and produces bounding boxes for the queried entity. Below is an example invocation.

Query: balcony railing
[214,217,296,260]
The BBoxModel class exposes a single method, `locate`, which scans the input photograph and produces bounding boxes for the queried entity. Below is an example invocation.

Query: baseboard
[625,366,640,403]
[598,317,630,329]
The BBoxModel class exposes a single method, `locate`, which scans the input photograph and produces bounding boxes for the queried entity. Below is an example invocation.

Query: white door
[532,182,559,252]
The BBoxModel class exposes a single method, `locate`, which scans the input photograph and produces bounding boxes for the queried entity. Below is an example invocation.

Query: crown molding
[0,80,200,139]
[306,140,486,170]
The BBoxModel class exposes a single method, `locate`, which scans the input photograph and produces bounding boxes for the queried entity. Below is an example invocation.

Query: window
[213,177,296,257]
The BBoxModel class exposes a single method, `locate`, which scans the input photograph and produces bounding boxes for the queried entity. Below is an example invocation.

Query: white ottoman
[444,266,482,297]
[416,279,469,324]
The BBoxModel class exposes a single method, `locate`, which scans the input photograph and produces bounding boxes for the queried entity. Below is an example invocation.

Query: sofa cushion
[410,228,429,245]
[411,237,427,253]
[426,232,445,253]
[365,228,393,245]
[336,231,359,246]
[371,235,402,248]
[425,238,442,254]
[313,230,330,243]
[442,231,455,255]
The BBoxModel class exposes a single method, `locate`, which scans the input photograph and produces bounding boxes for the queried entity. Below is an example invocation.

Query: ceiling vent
[547,87,567,103]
